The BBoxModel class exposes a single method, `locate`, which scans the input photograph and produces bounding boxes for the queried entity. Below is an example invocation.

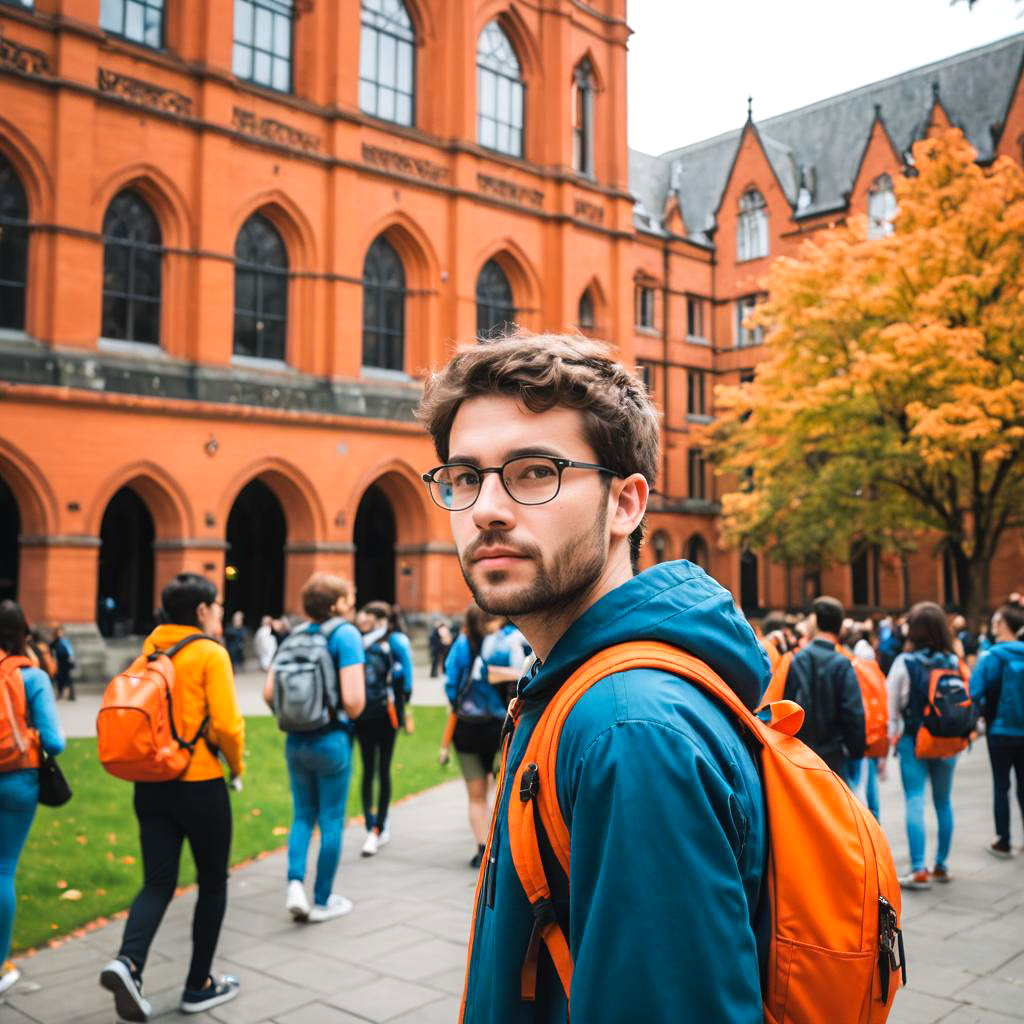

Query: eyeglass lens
[431,456,561,510]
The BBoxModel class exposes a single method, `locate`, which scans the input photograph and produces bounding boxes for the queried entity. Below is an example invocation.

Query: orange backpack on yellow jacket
[506,642,905,1024]
[97,635,213,782]
[0,654,40,773]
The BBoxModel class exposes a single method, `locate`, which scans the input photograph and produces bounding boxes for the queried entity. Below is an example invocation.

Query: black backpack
[361,640,394,721]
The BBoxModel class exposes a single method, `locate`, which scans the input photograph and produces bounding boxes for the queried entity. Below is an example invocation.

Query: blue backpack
[985,647,1024,735]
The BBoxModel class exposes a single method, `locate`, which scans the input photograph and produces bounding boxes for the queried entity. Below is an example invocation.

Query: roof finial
[932,79,940,103]
[747,95,753,122]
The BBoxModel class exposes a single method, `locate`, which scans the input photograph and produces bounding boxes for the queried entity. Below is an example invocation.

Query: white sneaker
[0,963,20,998]
[378,826,391,848]
[361,831,379,857]
[308,894,353,923]
[286,879,310,921]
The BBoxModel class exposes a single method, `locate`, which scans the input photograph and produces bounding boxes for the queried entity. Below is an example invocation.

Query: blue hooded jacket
[461,560,770,1024]
[971,641,1024,737]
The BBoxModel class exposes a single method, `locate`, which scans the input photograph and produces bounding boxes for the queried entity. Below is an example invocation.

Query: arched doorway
[740,549,759,613]
[225,479,286,626]
[97,486,155,636]
[0,475,19,601]
[354,484,396,605]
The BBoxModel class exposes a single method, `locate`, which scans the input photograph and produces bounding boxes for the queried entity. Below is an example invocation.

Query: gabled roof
[629,31,1024,243]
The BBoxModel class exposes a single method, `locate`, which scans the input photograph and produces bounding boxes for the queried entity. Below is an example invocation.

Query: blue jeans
[844,757,879,820]
[285,729,352,907]
[897,734,956,872]
[0,770,39,962]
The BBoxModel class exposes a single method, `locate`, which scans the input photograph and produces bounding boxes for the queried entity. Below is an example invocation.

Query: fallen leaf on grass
[74,835,87,845]
[105,851,114,862]
[272,826,287,836]
[60,889,83,901]
[250,808,262,817]
[120,855,136,865]
[56,880,67,890]
[106,833,118,844]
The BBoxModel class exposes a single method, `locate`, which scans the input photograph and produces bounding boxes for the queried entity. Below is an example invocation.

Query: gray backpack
[271,619,344,732]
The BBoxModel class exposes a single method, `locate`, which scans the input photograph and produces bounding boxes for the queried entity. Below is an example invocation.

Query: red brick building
[0,2,1020,672]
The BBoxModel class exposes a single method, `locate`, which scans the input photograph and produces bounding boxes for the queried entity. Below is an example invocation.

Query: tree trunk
[963,554,991,631]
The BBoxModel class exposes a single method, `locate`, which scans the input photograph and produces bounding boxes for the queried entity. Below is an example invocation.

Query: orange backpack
[505,642,905,1023]
[843,650,890,759]
[758,648,793,708]
[0,654,40,773]
[97,635,213,782]
[913,662,974,760]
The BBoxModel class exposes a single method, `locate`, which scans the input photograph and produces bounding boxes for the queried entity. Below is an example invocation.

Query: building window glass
[637,361,653,392]
[101,190,162,345]
[735,295,763,348]
[233,0,293,93]
[0,155,29,332]
[1,1,34,7]
[572,57,596,177]
[687,370,706,416]
[686,534,709,569]
[687,447,706,501]
[359,0,415,127]
[868,173,897,238]
[578,287,595,331]
[362,235,405,371]
[737,188,768,261]
[635,283,655,329]
[477,21,524,158]
[100,0,164,48]
[476,259,516,340]
[233,214,288,361]
[686,296,705,339]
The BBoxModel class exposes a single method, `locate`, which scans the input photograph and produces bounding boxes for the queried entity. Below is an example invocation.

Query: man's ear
[609,473,649,543]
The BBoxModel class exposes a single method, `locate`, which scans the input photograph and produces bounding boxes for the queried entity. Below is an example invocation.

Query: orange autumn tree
[708,128,1024,623]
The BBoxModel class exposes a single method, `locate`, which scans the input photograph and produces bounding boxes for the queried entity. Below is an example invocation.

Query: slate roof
[629,32,1024,244]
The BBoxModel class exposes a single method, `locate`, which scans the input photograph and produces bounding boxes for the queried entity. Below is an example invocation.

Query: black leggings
[120,778,232,991]
[355,717,397,832]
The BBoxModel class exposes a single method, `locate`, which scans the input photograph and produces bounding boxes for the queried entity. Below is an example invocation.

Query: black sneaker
[99,956,151,1022]
[180,974,240,1014]
[469,844,486,869]
[988,838,1013,859]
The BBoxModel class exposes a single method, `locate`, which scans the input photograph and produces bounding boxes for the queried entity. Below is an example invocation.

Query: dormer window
[737,188,768,261]
[868,174,897,238]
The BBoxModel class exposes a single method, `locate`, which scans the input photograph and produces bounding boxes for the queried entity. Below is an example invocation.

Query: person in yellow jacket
[99,573,245,1022]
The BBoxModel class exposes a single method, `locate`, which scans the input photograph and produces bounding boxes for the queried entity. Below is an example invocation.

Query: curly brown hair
[417,333,660,563]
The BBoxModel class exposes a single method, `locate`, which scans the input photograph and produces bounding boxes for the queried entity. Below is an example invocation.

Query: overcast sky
[627,0,1024,155]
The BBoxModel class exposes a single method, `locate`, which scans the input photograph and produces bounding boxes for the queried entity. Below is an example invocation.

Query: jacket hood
[991,641,1024,660]
[523,560,770,710]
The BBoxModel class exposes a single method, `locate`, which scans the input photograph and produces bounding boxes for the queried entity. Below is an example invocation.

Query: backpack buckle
[519,762,539,803]
[529,897,557,927]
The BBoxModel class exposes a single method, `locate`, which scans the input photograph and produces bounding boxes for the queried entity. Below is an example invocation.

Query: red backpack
[0,654,40,773]
[96,635,213,782]
[494,642,905,1023]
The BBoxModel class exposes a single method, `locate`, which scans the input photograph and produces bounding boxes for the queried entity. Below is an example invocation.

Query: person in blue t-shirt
[0,600,65,997]
[263,574,365,923]
[971,603,1024,858]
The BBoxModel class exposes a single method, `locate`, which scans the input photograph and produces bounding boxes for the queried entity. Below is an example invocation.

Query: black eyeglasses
[422,455,616,512]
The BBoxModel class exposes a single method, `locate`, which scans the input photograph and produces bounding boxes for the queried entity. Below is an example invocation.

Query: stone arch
[218,458,326,545]
[570,46,606,92]
[577,275,607,333]
[400,0,436,44]
[474,239,542,322]
[88,462,192,540]
[476,3,541,78]
[0,440,57,538]
[0,117,53,221]
[348,459,429,549]
[359,210,439,292]
[231,190,317,272]
[92,164,193,249]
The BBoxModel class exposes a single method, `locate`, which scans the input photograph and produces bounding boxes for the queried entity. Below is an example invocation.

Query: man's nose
[471,470,517,530]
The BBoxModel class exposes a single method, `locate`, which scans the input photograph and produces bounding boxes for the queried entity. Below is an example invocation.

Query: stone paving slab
[4,739,1024,1022]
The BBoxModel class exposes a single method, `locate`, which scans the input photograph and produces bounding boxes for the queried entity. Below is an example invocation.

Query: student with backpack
[98,573,245,1021]
[353,601,412,857]
[970,603,1024,857]
[418,333,904,1024]
[264,573,365,921]
[886,601,973,890]
[443,604,521,868]
[0,600,65,999]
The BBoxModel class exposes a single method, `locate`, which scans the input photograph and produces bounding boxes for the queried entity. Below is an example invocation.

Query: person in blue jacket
[971,603,1024,858]
[0,600,65,997]
[418,333,769,1024]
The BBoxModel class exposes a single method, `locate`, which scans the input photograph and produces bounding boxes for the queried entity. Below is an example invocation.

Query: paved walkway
[5,742,1024,1022]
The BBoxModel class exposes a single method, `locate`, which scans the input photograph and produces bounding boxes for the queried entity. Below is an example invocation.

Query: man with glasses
[418,333,770,1023]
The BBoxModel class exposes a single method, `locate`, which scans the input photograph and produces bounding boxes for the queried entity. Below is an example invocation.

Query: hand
[439,747,450,767]
[230,775,243,792]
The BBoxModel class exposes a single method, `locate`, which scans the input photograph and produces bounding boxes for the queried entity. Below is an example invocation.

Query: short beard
[460,506,608,618]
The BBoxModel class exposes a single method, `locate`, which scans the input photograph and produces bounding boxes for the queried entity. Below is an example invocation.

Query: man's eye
[453,470,480,487]
[520,463,556,480]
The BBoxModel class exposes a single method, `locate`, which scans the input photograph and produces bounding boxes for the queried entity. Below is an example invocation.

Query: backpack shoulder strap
[159,633,218,661]
[506,640,775,1003]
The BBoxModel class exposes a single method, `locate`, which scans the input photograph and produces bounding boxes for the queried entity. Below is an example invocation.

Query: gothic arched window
[476,259,516,340]
[362,235,406,371]
[578,287,595,331]
[233,214,288,361]
[102,190,163,345]
[477,21,524,157]
[572,57,596,176]
[0,155,30,331]
[737,188,768,261]
[359,0,415,126]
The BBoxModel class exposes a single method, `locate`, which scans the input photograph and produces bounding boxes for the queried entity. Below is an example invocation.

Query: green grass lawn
[11,708,457,955]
